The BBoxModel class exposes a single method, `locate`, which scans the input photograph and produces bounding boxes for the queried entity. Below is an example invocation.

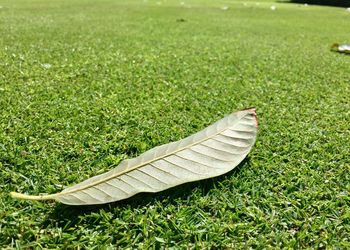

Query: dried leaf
[331,43,350,54]
[11,108,258,205]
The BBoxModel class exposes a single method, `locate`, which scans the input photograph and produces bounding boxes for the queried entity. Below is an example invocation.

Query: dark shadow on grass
[45,157,251,227]
[277,0,349,7]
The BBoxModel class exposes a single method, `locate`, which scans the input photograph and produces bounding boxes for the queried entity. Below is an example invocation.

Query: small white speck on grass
[42,63,52,69]
[270,5,276,10]
[221,6,229,10]
[346,7,350,12]
[180,2,185,5]
[304,3,308,6]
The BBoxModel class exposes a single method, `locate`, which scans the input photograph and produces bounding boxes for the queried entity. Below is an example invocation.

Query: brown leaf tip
[241,107,258,127]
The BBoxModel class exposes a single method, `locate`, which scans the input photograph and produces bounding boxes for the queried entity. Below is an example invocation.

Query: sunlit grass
[0,0,349,248]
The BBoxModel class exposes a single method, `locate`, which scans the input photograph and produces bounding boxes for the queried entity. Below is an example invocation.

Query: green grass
[0,0,350,248]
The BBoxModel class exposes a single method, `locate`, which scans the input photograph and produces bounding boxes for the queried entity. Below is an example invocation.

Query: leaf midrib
[55,113,247,198]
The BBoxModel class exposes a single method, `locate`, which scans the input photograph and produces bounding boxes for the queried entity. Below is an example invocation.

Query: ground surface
[0,0,349,248]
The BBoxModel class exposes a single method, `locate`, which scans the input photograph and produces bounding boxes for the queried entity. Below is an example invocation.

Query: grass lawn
[0,0,349,248]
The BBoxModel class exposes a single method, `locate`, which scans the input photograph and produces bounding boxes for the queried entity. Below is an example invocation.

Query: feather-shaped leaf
[11,108,258,205]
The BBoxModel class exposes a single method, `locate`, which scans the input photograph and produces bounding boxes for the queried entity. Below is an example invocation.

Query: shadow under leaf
[45,157,251,227]
[279,0,349,7]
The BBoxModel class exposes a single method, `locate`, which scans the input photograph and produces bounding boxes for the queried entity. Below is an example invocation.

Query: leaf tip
[241,107,258,127]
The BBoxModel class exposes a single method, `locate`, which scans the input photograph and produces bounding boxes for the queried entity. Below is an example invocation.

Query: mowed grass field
[0,0,349,248]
